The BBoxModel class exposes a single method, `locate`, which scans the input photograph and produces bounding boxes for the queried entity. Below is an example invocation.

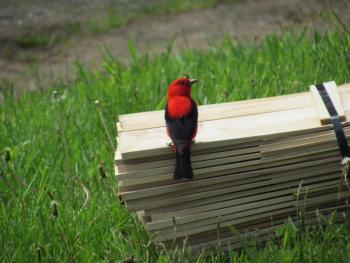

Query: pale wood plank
[117,131,348,191]
[189,204,346,246]
[139,162,340,214]
[120,155,340,201]
[117,135,343,181]
[118,106,321,160]
[261,144,341,163]
[147,184,343,231]
[115,126,348,173]
[116,122,122,133]
[189,207,343,246]
[117,152,261,180]
[125,169,341,211]
[119,151,341,200]
[190,211,346,254]
[119,82,348,135]
[152,206,296,242]
[150,179,340,221]
[261,127,350,156]
[117,145,260,173]
[151,191,350,241]
[118,84,350,160]
[118,150,339,190]
[310,81,346,125]
[118,91,314,132]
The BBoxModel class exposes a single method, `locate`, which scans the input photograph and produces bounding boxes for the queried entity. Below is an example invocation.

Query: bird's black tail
[174,148,193,180]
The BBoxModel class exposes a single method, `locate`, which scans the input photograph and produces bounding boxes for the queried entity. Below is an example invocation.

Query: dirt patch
[0,0,349,92]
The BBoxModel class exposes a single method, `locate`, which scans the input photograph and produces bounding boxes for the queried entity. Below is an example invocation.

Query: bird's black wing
[165,100,198,147]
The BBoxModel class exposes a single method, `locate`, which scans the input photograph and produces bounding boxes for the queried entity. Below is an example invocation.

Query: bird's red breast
[167,96,193,119]
[167,76,195,119]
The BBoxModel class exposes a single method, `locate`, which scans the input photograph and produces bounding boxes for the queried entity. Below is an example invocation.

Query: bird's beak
[189,79,198,86]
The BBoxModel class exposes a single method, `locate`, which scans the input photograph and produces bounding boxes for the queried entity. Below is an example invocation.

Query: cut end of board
[310,81,346,125]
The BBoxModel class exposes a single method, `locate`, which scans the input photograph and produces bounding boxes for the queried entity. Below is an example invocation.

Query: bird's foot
[191,139,196,145]
[167,141,174,147]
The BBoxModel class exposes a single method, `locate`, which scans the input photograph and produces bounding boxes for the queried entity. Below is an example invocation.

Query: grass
[1,28,350,262]
[15,34,52,49]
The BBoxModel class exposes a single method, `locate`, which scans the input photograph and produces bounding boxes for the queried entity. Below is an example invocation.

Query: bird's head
[167,76,198,100]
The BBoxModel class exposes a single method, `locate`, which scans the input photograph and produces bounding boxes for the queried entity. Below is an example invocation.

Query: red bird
[165,76,198,180]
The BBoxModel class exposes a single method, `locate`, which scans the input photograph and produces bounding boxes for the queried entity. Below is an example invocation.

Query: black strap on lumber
[316,84,350,158]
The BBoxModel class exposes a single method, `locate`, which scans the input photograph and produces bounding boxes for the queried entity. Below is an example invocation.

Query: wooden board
[188,203,347,246]
[310,81,346,125]
[118,91,314,132]
[189,210,346,254]
[140,163,341,215]
[116,126,350,176]
[117,127,349,179]
[117,83,350,132]
[117,152,261,180]
[149,180,341,221]
[117,84,350,160]
[118,106,321,160]
[118,151,340,191]
[120,155,341,201]
[117,147,260,174]
[125,168,342,211]
[147,184,345,232]
[261,127,350,157]
[117,121,348,190]
[119,134,348,192]
[151,191,350,241]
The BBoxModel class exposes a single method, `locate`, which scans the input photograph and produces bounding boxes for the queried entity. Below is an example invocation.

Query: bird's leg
[191,139,196,145]
[167,141,176,153]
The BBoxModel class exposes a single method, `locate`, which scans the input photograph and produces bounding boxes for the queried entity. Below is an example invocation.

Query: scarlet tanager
[165,76,198,180]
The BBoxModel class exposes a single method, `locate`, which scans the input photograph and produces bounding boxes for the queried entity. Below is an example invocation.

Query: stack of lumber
[115,81,350,253]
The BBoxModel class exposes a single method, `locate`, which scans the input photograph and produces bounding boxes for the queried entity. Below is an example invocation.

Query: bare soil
[0,0,349,92]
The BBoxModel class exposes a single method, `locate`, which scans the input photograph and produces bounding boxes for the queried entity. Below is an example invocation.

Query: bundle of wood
[115,81,350,253]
